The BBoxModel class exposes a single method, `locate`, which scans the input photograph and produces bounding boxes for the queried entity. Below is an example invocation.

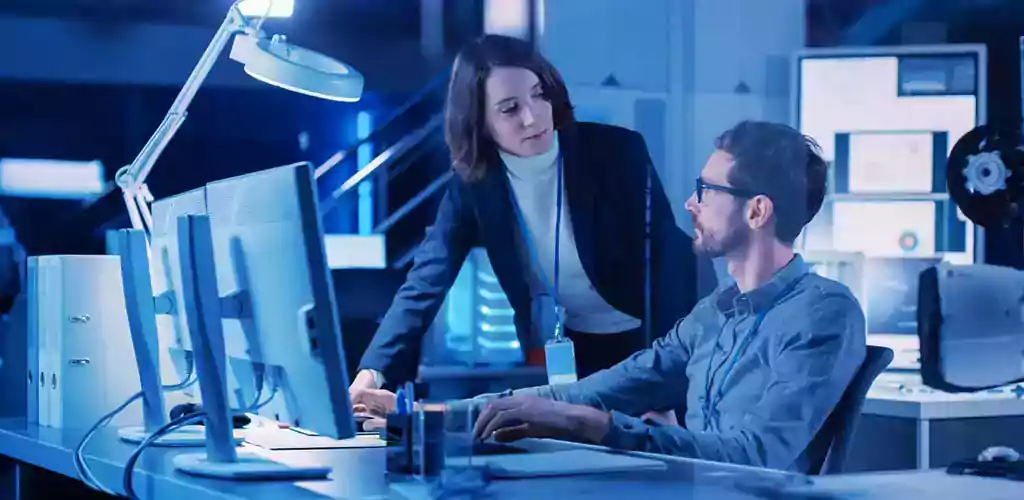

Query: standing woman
[351,34,714,395]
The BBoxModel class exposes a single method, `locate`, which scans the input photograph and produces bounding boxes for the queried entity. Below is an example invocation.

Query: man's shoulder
[800,273,859,301]
[791,273,866,333]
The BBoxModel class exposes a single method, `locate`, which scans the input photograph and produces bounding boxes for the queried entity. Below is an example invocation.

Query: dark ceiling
[0,0,422,35]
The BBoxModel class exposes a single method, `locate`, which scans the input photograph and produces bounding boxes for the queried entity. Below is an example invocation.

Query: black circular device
[947,123,1024,228]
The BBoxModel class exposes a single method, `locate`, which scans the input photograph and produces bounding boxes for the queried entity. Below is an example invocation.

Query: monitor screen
[846,131,935,194]
[832,201,936,257]
[794,46,985,265]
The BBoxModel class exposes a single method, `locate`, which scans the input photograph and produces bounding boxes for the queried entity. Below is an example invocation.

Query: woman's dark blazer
[358,121,716,384]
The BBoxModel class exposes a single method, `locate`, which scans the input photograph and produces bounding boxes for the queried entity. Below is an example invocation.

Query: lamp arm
[115,3,253,232]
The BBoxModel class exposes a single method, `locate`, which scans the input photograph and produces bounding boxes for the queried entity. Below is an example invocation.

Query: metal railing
[314,73,448,180]
[374,169,453,233]
[317,113,444,218]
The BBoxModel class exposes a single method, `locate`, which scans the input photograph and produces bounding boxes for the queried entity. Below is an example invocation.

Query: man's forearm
[567,405,612,444]
[515,382,602,407]
[599,412,757,465]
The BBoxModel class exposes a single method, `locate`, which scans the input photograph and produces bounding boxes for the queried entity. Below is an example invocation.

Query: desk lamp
[112,0,362,445]
[113,0,363,236]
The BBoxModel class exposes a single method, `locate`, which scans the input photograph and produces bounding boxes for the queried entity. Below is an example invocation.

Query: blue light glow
[0,158,105,199]
[356,110,374,235]
[237,0,294,18]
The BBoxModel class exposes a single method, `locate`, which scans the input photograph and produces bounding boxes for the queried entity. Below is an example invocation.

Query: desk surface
[803,469,1024,499]
[4,418,1021,499]
[0,418,811,500]
[865,372,1024,420]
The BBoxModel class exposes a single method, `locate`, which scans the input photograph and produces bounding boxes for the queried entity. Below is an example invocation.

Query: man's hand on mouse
[472,395,611,444]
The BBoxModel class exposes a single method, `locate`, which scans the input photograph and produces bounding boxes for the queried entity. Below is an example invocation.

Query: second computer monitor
[150,187,208,398]
[205,161,355,439]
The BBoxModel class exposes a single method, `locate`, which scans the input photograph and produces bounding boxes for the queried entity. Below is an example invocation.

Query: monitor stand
[172,214,330,480]
[173,451,331,479]
[117,425,247,447]
[117,425,208,446]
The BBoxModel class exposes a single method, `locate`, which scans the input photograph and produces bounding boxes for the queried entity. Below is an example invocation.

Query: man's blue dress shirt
[517,255,866,472]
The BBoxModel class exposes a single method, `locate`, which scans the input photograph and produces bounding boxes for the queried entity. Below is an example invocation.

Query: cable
[249,378,278,412]
[121,362,278,498]
[123,413,206,500]
[74,356,196,495]
[76,353,265,498]
[120,391,270,500]
[74,391,144,495]
[161,353,197,391]
[240,362,268,413]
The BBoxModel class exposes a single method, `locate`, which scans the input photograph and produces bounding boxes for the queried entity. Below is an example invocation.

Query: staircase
[315,72,459,379]
[316,72,451,271]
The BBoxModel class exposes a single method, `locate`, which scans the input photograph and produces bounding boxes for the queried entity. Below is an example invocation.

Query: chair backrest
[811,345,894,475]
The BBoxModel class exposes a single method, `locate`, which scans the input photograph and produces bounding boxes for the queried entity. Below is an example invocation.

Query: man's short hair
[714,121,827,243]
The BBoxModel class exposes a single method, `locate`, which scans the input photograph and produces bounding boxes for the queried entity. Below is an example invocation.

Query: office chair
[811,345,894,475]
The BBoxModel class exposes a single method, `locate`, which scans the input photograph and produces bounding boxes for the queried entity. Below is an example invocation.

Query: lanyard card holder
[540,299,576,385]
[545,336,577,385]
[511,155,576,385]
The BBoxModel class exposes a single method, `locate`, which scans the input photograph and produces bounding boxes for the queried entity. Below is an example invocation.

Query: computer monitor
[205,161,354,436]
[793,44,986,265]
[151,187,208,364]
[115,188,209,446]
[149,186,269,413]
[171,162,354,479]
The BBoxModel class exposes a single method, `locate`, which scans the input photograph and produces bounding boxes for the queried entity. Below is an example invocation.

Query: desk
[801,469,1023,500]
[0,418,386,500]
[852,374,1024,471]
[0,418,807,500]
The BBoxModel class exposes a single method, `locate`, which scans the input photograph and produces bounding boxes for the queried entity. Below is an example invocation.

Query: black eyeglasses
[694,178,763,204]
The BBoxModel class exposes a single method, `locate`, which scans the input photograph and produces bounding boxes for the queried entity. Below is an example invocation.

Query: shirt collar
[715,254,808,316]
[499,135,560,180]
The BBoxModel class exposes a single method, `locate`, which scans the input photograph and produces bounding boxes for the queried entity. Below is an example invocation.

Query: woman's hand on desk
[473,395,612,444]
[351,370,381,392]
[351,388,397,417]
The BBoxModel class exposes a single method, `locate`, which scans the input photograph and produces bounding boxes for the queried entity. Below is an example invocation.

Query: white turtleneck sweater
[500,137,641,334]
[360,137,644,390]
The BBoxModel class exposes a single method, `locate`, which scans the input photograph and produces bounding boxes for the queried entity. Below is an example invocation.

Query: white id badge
[545,337,577,385]
[544,306,577,385]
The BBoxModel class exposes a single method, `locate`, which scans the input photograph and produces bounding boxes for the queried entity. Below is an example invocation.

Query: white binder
[26,259,38,424]
[28,256,141,428]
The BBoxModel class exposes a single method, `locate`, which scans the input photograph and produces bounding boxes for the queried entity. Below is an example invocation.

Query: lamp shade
[229,34,363,102]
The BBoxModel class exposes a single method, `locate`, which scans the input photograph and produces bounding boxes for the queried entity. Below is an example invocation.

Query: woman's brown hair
[445,34,575,182]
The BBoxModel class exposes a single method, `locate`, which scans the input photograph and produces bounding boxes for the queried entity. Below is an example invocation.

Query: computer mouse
[169,403,252,429]
[978,446,1021,463]
[169,402,202,421]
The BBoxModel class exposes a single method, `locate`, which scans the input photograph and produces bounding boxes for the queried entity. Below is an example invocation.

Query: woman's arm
[356,178,478,386]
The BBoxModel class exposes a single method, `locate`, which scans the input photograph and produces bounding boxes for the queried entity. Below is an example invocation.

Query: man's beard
[693,224,748,258]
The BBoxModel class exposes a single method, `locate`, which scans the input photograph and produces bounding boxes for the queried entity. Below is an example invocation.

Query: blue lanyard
[508,155,564,302]
[701,274,806,431]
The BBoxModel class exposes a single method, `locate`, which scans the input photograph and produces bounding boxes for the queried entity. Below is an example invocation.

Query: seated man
[351,121,866,472]
[468,121,866,473]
